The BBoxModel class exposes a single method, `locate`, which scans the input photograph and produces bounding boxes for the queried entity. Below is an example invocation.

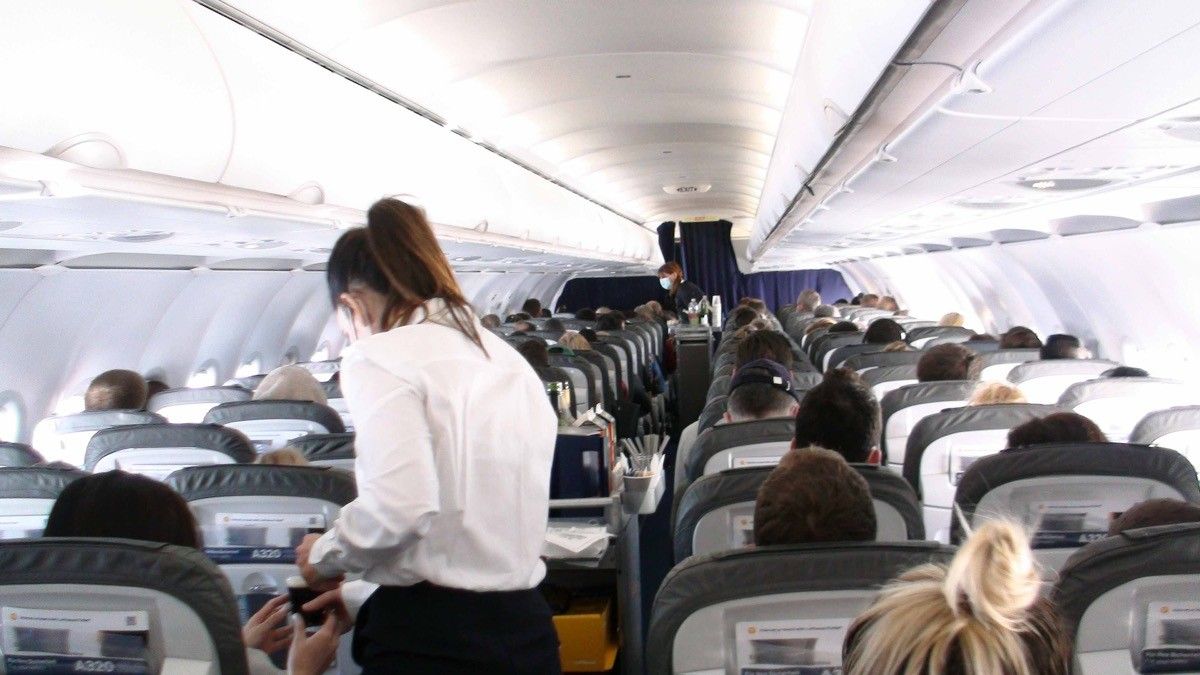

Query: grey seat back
[297,360,340,382]
[593,339,632,393]
[1132,405,1200,475]
[647,542,956,675]
[0,537,249,674]
[673,464,924,562]
[0,467,85,540]
[85,423,256,480]
[956,444,1200,575]
[148,387,252,424]
[842,350,922,374]
[813,333,863,371]
[31,410,166,468]
[1007,358,1120,404]
[203,400,345,452]
[550,352,602,413]
[290,433,356,472]
[319,380,353,432]
[0,442,42,468]
[578,351,619,408]
[1053,523,1200,675]
[862,364,919,400]
[976,349,1039,381]
[685,418,796,482]
[879,381,976,468]
[904,403,1059,543]
[1058,378,1194,443]
[827,343,884,371]
[907,325,974,348]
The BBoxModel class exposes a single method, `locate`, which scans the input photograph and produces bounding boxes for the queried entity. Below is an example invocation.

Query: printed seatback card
[2,606,151,674]
[735,618,849,675]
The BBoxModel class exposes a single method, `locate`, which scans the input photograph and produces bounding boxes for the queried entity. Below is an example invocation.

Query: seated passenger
[1102,365,1150,378]
[723,360,800,424]
[521,298,542,318]
[44,471,343,675]
[574,307,597,321]
[145,378,170,404]
[754,447,876,546]
[968,382,1027,406]
[741,298,768,317]
[516,339,551,369]
[939,312,965,327]
[883,341,910,353]
[1000,326,1042,349]
[579,327,600,344]
[814,304,838,318]
[256,448,309,466]
[539,308,551,318]
[559,331,591,352]
[253,365,327,405]
[736,330,795,370]
[864,318,904,345]
[480,314,502,329]
[843,521,1070,675]
[84,369,149,411]
[804,318,837,336]
[878,296,900,313]
[792,369,881,464]
[1107,498,1200,535]
[1041,333,1086,360]
[828,320,859,334]
[968,333,997,344]
[511,319,536,334]
[797,289,821,313]
[596,312,625,332]
[543,317,566,334]
[916,343,977,382]
[1007,412,1107,447]
[860,293,880,308]
[729,306,759,330]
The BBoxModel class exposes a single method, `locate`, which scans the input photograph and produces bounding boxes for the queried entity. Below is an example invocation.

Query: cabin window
[280,346,300,366]
[311,341,331,362]
[235,355,262,378]
[53,393,85,416]
[0,392,23,442]
[187,361,219,388]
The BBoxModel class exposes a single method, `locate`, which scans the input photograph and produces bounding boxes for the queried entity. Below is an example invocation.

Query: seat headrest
[0,442,43,468]
[881,380,977,419]
[1132,405,1200,443]
[289,433,355,461]
[42,409,165,433]
[1007,359,1120,382]
[843,350,923,371]
[977,348,1040,365]
[0,466,86,499]
[147,387,250,412]
[1058,377,1189,409]
[687,418,794,480]
[202,400,345,433]
[84,423,257,470]
[165,464,357,506]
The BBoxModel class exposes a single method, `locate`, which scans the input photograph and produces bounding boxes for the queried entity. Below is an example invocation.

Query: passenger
[1107,499,1200,535]
[878,296,900,313]
[298,198,561,673]
[645,300,665,318]
[792,369,881,464]
[804,318,837,336]
[860,293,880,308]
[44,471,343,675]
[543,317,566,334]
[579,328,600,344]
[863,318,903,345]
[84,369,148,411]
[574,307,597,321]
[1102,365,1150,378]
[1000,326,1042,349]
[939,312,965,327]
[723,360,800,424]
[516,339,551,369]
[596,312,625,332]
[1007,412,1107,447]
[1041,333,1085,360]
[480,314,502,329]
[632,304,657,322]
[521,298,542,318]
[843,521,1071,675]
[968,382,1027,406]
[735,330,795,370]
[882,341,910,352]
[511,311,533,321]
[797,289,821,312]
[253,365,327,405]
[754,447,876,546]
[741,298,768,316]
[813,304,838,318]
[916,343,976,382]
[145,378,170,403]
[657,261,705,316]
[729,306,759,330]
[539,308,551,318]
[511,319,536,334]
[968,333,997,344]
[558,331,591,352]
[828,320,859,334]
[256,448,309,466]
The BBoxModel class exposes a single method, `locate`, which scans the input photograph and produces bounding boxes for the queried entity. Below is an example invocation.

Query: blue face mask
[659,277,672,290]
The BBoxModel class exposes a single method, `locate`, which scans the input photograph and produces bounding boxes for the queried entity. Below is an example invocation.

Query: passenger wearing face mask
[657,261,706,317]
[294,198,560,674]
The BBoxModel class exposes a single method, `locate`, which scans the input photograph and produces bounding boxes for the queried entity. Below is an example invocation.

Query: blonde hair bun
[943,521,1040,629]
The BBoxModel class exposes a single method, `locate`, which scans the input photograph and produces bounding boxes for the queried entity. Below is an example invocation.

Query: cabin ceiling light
[234,239,286,250]
[1016,177,1112,191]
[108,230,173,243]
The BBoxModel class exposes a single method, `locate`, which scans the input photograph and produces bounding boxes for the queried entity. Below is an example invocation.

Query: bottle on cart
[711,295,722,328]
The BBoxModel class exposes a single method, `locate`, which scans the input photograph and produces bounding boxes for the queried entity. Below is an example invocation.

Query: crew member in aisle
[657,261,706,317]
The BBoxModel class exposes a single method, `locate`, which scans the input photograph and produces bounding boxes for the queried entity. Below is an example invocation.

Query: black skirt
[352,582,562,675]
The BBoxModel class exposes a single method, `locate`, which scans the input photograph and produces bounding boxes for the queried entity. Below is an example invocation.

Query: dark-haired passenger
[1108,498,1200,535]
[574,307,597,321]
[792,368,881,464]
[480,314,502,330]
[521,298,542,318]
[1007,412,1107,447]
[1041,333,1087,360]
[1001,326,1042,350]
[917,343,976,382]
[864,318,903,345]
[754,447,876,546]
[723,359,799,424]
[84,369,148,411]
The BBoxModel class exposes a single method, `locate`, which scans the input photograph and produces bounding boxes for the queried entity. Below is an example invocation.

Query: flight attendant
[658,261,706,316]
[295,198,561,674]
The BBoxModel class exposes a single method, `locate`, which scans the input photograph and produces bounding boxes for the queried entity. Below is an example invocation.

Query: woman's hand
[302,587,354,635]
[241,595,292,654]
[287,613,340,675]
[295,533,344,592]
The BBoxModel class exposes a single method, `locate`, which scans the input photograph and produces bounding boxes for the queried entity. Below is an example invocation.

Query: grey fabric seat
[296,360,340,381]
[813,332,863,371]
[0,466,85,540]
[0,441,42,467]
[1132,405,1200,473]
[879,380,976,468]
[1057,377,1193,442]
[842,349,922,374]
[904,403,1060,543]
[547,354,595,414]
[148,386,252,424]
[703,371,820,413]
[1007,358,1120,404]
[290,432,355,471]
[826,342,886,371]
[684,418,796,483]
[204,400,346,452]
[906,325,974,348]
[976,349,1039,381]
[955,443,1200,575]
[862,364,919,400]
[85,423,256,480]
[1053,523,1200,675]
[647,542,956,675]
[0,537,250,674]
[31,409,166,468]
[672,464,924,562]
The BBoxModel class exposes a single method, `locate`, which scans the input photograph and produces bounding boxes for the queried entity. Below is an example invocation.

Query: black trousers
[352,582,562,675]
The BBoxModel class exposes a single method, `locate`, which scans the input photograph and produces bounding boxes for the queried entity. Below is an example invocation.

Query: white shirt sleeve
[308,355,439,577]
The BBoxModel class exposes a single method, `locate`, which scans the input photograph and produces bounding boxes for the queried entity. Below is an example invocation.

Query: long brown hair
[327,198,486,353]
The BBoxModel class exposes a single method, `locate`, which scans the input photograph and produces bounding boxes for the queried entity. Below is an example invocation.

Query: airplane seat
[320,380,353,432]
[576,349,619,408]
[892,318,936,330]
[698,371,818,430]
[147,386,251,424]
[904,403,1060,543]
[696,395,729,432]
[862,364,919,400]
[85,423,256,480]
[673,464,924,562]
[592,338,634,392]
[926,333,990,349]
[906,325,974,349]
[289,433,355,472]
[0,441,43,467]
[296,360,340,382]
[1006,358,1120,404]
[953,443,1200,576]
[31,410,166,468]
[685,418,795,482]
[827,343,884,371]
[1052,522,1200,675]
[800,326,830,352]
[0,466,85,540]
[1131,405,1200,473]
[843,349,922,374]
[879,380,976,467]
[224,374,267,391]
[1057,377,1193,443]
[976,348,1040,381]
[813,333,862,371]
[549,351,602,413]
[646,542,956,675]
[0,537,250,674]
[202,401,345,453]
[534,365,581,416]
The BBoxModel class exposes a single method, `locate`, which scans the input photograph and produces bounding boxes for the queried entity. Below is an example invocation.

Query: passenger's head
[1102,366,1150,378]
[917,343,977,382]
[730,306,759,330]
[511,320,536,334]
[829,320,859,334]
[544,318,566,334]
[724,360,800,424]
[657,261,684,291]
[521,298,542,317]
[645,300,664,317]
[864,318,904,345]
[813,304,837,318]
[540,308,551,318]
[735,330,794,369]
[326,199,483,350]
[1007,412,1107,447]
[574,307,597,321]
[516,339,550,369]
[939,312,966,327]
[805,318,836,336]
[256,448,309,466]
[559,331,591,352]
[596,312,625,332]
[45,471,200,548]
[878,296,900,312]
[253,365,327,405]
[754,447,876,546]
[84,369,148,412]
[968,382,1027,406]
[480,313,502,329]
[883,341,910,353]
[860,293,880,308]
[742,298,768,315]
[797,289,821,312]
[968,333,997,344]
[793,369,881,464]
[1000,326,1042,350]
[145,379,170,403]
[1108,499,1200,535]
[633,304,656,322]
[1041,333,1083,360]
[579,328,599,344]
[843,521,1070,675]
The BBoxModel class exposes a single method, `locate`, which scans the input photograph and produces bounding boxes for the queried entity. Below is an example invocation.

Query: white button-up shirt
[308,301,557,591]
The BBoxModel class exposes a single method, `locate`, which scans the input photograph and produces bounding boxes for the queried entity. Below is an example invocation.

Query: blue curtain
[657,222,676,264]
[556,275,667,312]
[678,220,852,312]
